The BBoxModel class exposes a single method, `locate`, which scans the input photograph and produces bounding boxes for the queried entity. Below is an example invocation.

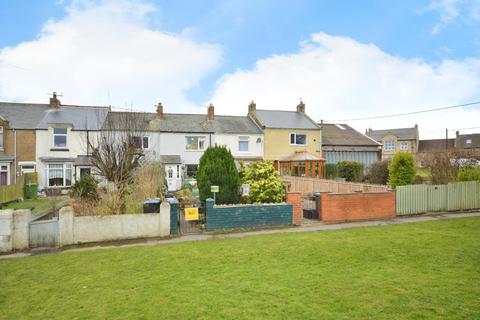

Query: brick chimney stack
[156,102,164,119]
[297,100,305,113]
[207,103,215,120]
[248,100,256,114]
[49,92,61,108]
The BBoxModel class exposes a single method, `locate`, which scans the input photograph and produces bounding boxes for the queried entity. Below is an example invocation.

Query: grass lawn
[417,167,432,178]
[3,198,64,214]
[1,217,479,319]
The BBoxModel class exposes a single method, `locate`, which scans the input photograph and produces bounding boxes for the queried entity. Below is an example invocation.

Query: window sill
[50,148,69,151]
[185,149,205,152]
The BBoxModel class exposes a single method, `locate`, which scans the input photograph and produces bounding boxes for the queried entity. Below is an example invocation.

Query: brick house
[0,105,39,186]
[366,125,419,160]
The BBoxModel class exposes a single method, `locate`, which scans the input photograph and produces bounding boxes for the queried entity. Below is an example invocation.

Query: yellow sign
[185,207,199,221]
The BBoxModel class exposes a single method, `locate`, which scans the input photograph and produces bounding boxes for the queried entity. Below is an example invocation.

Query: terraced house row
[1,94,337,191]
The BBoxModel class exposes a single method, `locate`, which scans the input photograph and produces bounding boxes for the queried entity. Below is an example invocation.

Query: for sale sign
[185,207,199,221]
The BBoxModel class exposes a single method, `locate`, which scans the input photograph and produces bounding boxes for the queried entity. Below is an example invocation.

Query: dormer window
[53,128,67,148]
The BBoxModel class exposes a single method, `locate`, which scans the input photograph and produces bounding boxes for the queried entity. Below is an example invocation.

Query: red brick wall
[286,192,302,225]
[318,191,395,223]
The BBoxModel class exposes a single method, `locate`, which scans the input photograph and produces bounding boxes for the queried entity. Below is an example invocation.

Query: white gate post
[0,209,13,252]
[58,206,74,246]
[12,209,30,250]
[159,202,171,237]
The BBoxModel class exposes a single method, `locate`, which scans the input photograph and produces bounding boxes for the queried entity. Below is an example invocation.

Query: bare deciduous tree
[88,112,151,214]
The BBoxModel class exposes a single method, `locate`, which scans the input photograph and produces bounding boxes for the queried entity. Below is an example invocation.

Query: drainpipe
[13,129,17,184]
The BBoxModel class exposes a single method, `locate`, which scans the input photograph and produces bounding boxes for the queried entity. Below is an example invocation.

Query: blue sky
[1,0,480,137]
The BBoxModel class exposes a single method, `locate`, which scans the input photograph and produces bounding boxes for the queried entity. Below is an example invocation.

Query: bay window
[47,163,72,187]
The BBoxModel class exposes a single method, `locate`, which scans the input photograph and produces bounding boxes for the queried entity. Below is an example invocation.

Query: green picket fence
[0,175,25,204]
[396,181,480,215]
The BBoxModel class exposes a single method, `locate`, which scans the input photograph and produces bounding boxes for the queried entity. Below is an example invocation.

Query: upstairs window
[53,128,67,148]
[186,136,206,151]
[400,142,409,151]
[384,140,395,151]
[290,133,307,145]
[238,136,249,152]
[0,126,3,150]
[131,136,149,149]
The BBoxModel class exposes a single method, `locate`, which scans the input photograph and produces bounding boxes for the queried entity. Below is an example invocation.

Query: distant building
[366,125,419,160]
[321,123,381,167]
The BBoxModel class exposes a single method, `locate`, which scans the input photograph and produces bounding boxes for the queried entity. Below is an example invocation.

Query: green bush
[197,145,241,204]
[388,153,416,187]
[457,167,480,181]
[325,163,338,179]
[241,161,285,203]
[70,175,100,203]
[337,161,364,182]
[365,160,389,185]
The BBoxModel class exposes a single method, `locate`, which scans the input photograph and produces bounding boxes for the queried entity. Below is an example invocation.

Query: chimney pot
[156,102,164,119]
[207,103,215,120]
[297,100,305,113]
[49,92,61,108]
[248,100,256,113]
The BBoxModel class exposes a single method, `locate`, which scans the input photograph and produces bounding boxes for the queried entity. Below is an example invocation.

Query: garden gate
[29,217,59,247]
[178,206,204,235]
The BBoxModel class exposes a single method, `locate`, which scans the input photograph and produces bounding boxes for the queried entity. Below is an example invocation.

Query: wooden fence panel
[396,181,480,215]
[447,181,480,211]
[0,176,24,204]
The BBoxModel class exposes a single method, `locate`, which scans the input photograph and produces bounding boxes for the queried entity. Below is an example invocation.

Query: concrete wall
[0,209,31,252]
[58,203,171,246]
[318,191,396,223]
[263,128,321,161]
[206,198,293,231]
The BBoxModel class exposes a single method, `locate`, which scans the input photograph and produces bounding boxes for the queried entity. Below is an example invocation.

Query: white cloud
[0,0,222,111]
[210,33,480,139]
[427,0,480,34]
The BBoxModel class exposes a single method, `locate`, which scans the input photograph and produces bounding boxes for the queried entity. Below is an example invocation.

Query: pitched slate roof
[455,133,480,149]
[0,102,109,130]
[0,103,50,129]
[321,123,380,146]
[367,126,418,141]
[252,110,319,130]
[418,139,455,153]
[104,112,262,134]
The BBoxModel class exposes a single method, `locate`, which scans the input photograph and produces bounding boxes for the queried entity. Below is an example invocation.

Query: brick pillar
[286,192,302,225]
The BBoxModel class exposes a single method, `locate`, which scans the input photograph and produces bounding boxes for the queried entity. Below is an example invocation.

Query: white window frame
[238,136,250,153]
[185,136,206,151]
[290,133,307,146]
[47,163,73,187]
[52,127,68,149]
[132,135,150,150]
[400,141,409,151]
[466,139,472,144]
[384,140,396,151]
[0,126,4,151]
[0,163,10,185]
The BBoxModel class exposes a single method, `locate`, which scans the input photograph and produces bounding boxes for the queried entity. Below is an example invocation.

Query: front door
[0,164,9,186]
[166,165,182,191]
